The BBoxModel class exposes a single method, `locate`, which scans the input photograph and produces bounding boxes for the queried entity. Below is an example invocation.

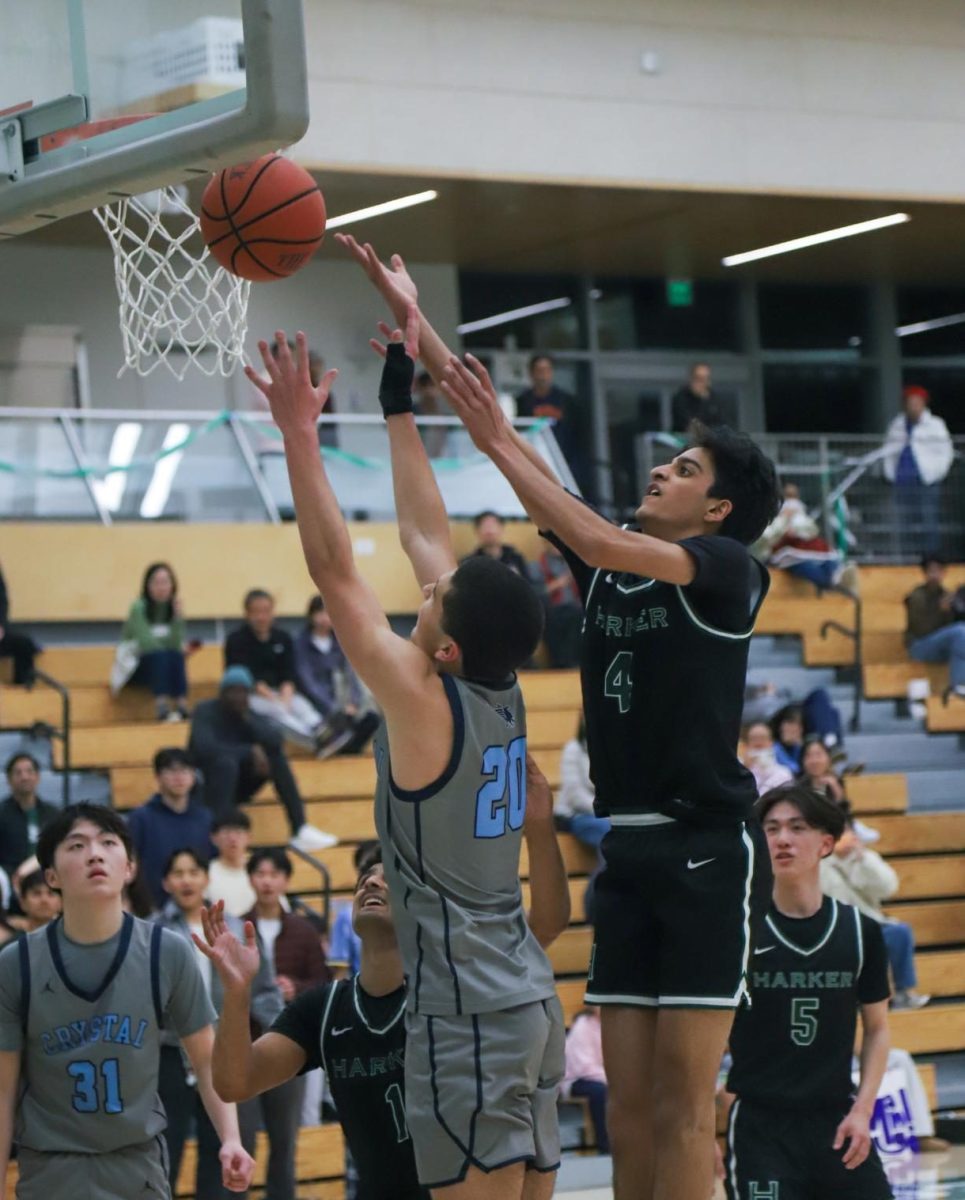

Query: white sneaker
[291,824,339,853]
[852,819,881,844]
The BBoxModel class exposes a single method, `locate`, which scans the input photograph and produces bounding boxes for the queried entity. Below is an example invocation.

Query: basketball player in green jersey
[243,314,561,1200]
[0,803,254,1200]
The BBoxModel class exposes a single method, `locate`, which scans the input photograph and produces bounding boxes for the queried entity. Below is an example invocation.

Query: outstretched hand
[335,233,417,324]
[243,330,338,435]
[440,353,512,454]
[192,901,261,994]
[369,303,420,362]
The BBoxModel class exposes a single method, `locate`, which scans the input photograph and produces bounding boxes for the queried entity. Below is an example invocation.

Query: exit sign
[666,278,693,307]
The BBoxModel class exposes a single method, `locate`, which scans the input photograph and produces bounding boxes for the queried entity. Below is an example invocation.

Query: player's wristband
[378,342,415,418]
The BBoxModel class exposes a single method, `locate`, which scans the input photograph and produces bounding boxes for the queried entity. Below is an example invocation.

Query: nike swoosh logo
[754,946,776,956]
[331,1026,353,1037]
[686,857,715,870]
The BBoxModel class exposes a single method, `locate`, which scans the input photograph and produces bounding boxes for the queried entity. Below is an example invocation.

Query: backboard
[0,0,309,238]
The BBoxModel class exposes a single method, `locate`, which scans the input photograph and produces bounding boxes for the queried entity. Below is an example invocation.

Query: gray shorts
[16,1137,170,1200]
[404,996,564,1190]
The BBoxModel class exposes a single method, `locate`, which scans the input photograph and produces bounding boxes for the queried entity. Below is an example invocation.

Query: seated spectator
[756,482,858,594]
[126,747,214,909]
[563,1006,608,1153]
[820,822,930,1010]
[0,752,60,881]
[293,596,381,756]
[462,511,530,576]
[114,561,190,721]
[122,855,157,919]
[770,704,805,773]
[207,809,257,917]
[188,665,337,854]
[556,717,610,849]
[155,848,281,1198]
[0,560,40,684]
[740,721,794,795]
[242,847,330,1200]
[14,861,61,931]
[226,588,338,754]
[533,540,582,668]
[905,554,965,701]
[327,840,380,977]
[797,736,848,808]
[748,686,844,751]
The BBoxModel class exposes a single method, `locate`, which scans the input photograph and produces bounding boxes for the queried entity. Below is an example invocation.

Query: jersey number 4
[68,1058,124,1114]
[475,736,526,838]
[604,651,633,714]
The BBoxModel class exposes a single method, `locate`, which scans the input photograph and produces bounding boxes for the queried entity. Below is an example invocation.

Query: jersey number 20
[475,736,526,838]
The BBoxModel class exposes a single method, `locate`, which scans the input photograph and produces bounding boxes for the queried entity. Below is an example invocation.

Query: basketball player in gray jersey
[244,308,563,1199]
[0,803,254,1200]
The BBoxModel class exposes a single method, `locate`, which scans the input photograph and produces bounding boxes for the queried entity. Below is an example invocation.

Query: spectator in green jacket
[122,562,190,721]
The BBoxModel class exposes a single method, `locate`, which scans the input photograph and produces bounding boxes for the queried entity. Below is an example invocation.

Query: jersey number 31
[475,736,527,838]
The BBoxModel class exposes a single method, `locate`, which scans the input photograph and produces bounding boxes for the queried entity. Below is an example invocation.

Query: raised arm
[371,305,456,588]
[523,754,571,948]
[441,356,697,584]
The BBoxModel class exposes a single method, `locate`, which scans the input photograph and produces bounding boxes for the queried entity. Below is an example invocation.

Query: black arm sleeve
[378,342,414,418]
[857,916,892,1005]
[268,982,330,1073]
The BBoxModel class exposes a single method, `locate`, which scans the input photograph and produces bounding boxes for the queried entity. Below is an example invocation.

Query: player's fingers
[832,1121,846,1150]
[439,379,467,412]
[320,368,339,398]
[377,320,398,341]
[242,363,270,397]
[369,338,388,359]
[243,920,258,951]
[190,931,215,960]
[464,352,495,392]
[255,340,280,382]
[274,331,293,372]
[294,331,311,382]
[450,355,487,399]
[391,253,405,271]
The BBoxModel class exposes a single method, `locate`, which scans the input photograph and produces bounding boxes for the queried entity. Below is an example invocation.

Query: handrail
[819,586,863,734]
[30,669,71,805]
[286,843,332,931]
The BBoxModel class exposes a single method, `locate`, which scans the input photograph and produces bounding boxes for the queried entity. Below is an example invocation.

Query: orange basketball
[199,153,326,282]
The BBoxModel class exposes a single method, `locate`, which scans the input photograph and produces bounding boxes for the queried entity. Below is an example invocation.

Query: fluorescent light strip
[456,298,572,335]
[722,212,910,267]
[140,424,189,519]
[896,311,965,338]
[92,422,141,513]
[326,190,438,230]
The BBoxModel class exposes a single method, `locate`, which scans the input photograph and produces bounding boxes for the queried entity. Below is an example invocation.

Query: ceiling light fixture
[722,212,910,267]
[326,190,438,230]
[895,311,965,337]
[456,298,572,335]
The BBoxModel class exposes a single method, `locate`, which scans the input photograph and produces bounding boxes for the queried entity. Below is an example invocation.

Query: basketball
[199,153,326,282]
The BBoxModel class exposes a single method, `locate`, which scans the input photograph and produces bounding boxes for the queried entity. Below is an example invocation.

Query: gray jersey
[374,673,556,1017]
[10,913,214,1154]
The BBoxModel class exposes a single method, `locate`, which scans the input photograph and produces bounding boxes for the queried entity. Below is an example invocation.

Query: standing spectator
[188,665,337,854]
[126,747,214,909]
[413,370,448,459]
[820,824,930,1010]
[243,847,329,1200]
[463,511,530,576]
[207,810,257,918]
[515,353,582,477]
[326,840,380,978]
[556,718,610,850]
[115,562,190,721]
[0,562,40,684]
[563,1007,608,1153]
[155,848,281,1199]
[226,588,338,754]
[882,385,954,556]
[905,554,965,700]
[671,362,724,433]
[740,721,794,796]
[13,863,61,931]
[533,540,583,668]
[0,753,59,880]
[293,597,381,756]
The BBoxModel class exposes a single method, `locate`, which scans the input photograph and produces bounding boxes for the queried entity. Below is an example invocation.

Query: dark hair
[353,839,380,872]
[921,553,946,572]
[741,719,772,741]
[355,843,383,888]
[415,371,433,387]
[306,594,326,621]
[124,860,156,919]
[141,562,177,624]
[18,868,49,897]
[5,752,40,780]
[247,847,292,878]
[211,809,251,833]
[690,361,710,374]
[442,556,544,681]
[37,803,134,873]
[755,783,846,841]
[528,353,554,371]
[153,747,194,775]
[162,846,209,877]
[799,735,832,769]
[770,704,804,748]
[686,423,781,546]
[244,588,273,610]
[472,510,502,530]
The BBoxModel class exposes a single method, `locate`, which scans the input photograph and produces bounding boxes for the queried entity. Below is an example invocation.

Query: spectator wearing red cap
[882,385,954,556]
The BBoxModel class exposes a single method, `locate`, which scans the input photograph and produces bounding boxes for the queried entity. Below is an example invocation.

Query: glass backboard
[0,0,309,238]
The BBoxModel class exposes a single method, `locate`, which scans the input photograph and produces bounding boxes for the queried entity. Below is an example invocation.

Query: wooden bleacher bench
[925,695,965,734]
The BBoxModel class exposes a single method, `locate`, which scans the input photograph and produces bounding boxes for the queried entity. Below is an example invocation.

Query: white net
[94,185,251,380]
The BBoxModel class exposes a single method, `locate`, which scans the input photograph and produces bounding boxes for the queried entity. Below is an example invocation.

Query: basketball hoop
[94,184,251,380]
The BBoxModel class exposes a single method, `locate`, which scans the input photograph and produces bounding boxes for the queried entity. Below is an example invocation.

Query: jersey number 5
[604,651,633,714]
[790,997,820,1047]
[475,736,526,838]
[68,1058,124,1114]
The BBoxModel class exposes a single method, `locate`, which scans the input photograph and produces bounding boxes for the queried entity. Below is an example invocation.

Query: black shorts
[584,817,771,1009]
[725,1099,893,1200]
